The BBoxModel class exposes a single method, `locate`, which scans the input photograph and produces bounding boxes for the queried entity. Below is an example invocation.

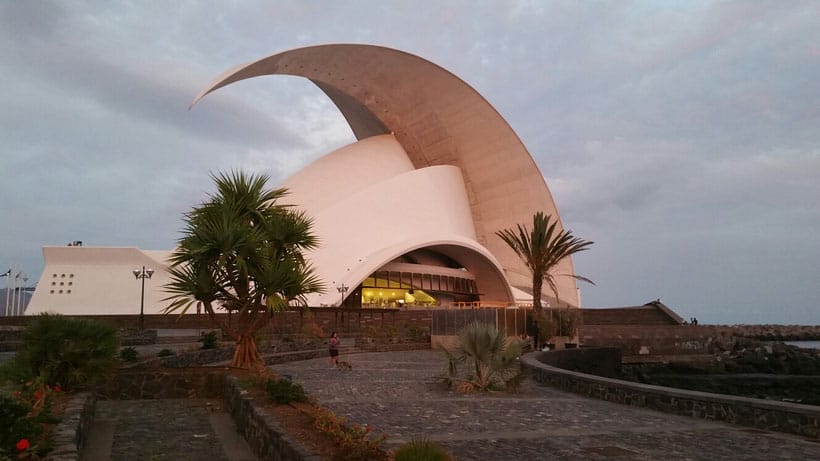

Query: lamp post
[132,266,154,330]
[336,283,349,308]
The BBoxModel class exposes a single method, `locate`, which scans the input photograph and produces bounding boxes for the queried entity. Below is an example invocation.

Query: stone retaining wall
[355,341,431,353]
[521,353,820,439]
[224,376,321,461]
[0,309,433,333]
[96,368,228,399]
[537,347,622,378]
[45,393,95,461]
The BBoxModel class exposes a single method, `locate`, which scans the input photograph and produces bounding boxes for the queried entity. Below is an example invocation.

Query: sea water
[784,340,820,350]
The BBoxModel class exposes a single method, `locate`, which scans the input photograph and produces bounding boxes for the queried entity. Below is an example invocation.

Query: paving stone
[85,399,242,461]
[272,350,820,461]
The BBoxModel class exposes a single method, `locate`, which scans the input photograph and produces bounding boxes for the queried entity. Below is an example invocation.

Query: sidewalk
[272,350,820,460]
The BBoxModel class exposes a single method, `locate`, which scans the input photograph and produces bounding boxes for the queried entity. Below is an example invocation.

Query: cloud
[0,1,818,324]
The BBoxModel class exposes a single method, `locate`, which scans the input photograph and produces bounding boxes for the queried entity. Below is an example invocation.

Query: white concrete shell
[279,134,511,306]
[194,44,580,307]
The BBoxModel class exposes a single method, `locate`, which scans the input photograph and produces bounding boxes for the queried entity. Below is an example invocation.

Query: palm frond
[496,211,593,309]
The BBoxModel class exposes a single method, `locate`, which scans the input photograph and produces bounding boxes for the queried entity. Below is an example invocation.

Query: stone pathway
[82,399,256,461]
[273,350,820,461]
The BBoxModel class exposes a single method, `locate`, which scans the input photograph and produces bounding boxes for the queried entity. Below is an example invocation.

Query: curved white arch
[193,44,581,306]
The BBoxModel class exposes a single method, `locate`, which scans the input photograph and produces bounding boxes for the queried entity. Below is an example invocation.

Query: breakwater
[715,324,820,341]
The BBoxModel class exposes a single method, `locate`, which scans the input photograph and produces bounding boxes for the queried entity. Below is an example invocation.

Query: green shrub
[311,407,388,460]
[7,314,118,389]
[393,437,451,461]
[442,321,524,392]
[265,378,307,404]
[0,356,33,385]
[119,347,139,362]
[0,382,63,458]
[0,395,42,456]
[157,349,175,357]
[199,331,219,350]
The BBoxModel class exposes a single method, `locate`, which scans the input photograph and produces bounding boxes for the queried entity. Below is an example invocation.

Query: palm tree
[164,171,324,368]
[496,211,593,312]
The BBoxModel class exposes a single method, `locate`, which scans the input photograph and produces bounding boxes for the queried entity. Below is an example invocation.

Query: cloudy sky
[1,1,817,324]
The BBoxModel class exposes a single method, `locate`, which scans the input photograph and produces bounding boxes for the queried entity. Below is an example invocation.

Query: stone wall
[355,341,431,353]
[521,353,820,439]
[581,307,679,326]
[537,347,622,378]
[579,324,820,358]
[579,325,731,356]
[0,308,433,334]
[45,392,95,461]
[96,368,228,399]
[224,376,320,461]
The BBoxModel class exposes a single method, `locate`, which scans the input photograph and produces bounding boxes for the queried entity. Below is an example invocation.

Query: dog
[336,361,353,370]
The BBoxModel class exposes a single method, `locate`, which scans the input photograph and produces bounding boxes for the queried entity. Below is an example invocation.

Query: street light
[132,266,154,330]
[336,283,349,308]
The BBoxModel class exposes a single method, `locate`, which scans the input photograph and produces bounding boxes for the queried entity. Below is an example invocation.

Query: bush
[311,407,388,461]
[119,347,139,362]
[393,437,451,461]
[199,331,219,350]
[0,395,42,457]
[5,314,118,390]
[157,349,175,357]
[0,385,59,459]
[442,321,524,392]
[265,378,307,404]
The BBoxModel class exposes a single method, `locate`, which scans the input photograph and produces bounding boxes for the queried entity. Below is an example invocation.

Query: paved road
[272,350,820,461]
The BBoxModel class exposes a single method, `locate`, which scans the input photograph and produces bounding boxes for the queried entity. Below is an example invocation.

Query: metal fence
[431,308,528,337]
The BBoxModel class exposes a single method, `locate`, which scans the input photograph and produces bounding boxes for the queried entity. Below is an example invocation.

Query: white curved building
[28,44,581,315]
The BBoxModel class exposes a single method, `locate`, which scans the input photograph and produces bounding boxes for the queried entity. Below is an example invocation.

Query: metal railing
[431,307,528,337]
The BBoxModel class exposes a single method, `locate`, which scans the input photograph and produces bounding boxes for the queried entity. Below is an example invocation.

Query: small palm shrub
[442,321,524,392]
[5,314,118,389]
[199,331,219,350]
[266,378,307,404]
[157,349,175,357]
[393,437,452,461]
[119,347,139,363]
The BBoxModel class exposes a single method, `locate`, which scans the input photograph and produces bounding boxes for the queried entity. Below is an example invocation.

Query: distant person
[329,332,340,368]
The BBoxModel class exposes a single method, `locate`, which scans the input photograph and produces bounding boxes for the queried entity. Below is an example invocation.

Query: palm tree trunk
[231,335,262,368]
[532,274,543,313]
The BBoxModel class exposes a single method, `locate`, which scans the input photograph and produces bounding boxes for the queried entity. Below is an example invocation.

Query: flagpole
[3,269,10,317]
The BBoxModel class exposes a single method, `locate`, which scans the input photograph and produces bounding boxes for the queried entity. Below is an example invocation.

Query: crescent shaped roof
[191,44,580,307]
